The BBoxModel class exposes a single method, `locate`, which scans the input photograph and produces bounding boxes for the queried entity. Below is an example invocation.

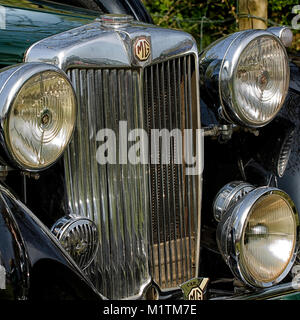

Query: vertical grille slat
[173,57,185,284]
[166,59,179,286]
[161,61,174,287]
[187,55,199,275]
[178,56,188,283]
[156,62,169,287]
[95,69,111,296]
[148,65,163,285]
[118,69,134,296]
[144,55,199,289]
[183,56,192,277]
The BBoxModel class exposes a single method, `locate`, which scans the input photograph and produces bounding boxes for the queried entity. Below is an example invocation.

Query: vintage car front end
[0,1,299,301]
[0,11,202,299]
[36,14,202,299]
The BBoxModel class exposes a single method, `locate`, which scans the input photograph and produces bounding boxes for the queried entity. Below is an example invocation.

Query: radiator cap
[97,14,133,28]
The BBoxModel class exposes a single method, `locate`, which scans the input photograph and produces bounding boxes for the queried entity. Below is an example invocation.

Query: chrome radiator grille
[64,55,200,298]
[64,68,150,299]
[143,55,199,288]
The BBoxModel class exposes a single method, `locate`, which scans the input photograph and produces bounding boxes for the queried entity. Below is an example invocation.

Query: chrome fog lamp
[214,182,299,288]
[0,62,77,171]
[51,215,99,270]
[199,29,290,127]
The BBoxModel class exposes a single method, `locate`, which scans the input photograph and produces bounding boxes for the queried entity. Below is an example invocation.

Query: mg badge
[180,277,209,300]
[134,37,151,61]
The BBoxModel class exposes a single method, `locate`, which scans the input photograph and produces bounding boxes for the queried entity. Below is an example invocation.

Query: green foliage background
[143,0,299,51]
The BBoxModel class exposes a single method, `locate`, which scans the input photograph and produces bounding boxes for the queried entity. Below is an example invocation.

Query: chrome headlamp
[199,29,290,128]
[0,62,77,171]
[214,181,299,288]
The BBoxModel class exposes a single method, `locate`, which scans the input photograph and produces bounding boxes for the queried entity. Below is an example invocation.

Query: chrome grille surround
[25,20,201,299]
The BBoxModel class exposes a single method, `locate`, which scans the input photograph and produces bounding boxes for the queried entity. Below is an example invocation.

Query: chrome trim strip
[24,21,198,70]
[211,282,300,300]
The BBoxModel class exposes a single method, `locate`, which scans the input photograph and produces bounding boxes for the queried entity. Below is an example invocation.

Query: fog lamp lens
[216,185,299,288]
[241,194,296,283]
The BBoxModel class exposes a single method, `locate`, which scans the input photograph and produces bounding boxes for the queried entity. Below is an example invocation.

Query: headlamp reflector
[8,70,76,170]
[232,36,289,126]
[241,194,296,283]
[0,63,77,171]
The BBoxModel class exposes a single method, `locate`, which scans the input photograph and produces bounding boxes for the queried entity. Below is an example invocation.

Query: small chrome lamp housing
[0,62,77,171]
[51,215,99,270]
[199,28,290,128]
[214,181,299,288]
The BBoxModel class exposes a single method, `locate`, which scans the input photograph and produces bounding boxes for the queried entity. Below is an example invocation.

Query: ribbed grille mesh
[64,68,150,299]
[64,54,199,298]
[143,55,199,288]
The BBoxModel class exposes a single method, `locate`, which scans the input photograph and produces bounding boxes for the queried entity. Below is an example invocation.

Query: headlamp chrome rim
[217,186,299,288]
[219,30,290,128]
[0,62,77,171]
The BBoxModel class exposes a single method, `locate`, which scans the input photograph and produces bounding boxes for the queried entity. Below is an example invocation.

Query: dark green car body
[0,0,97,67]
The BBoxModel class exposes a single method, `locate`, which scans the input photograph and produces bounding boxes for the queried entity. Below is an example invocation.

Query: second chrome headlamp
[199,29,290,128]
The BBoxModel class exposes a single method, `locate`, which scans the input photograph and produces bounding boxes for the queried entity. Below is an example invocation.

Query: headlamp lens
[241,194,296,283]
[232,36,289,126]
[8,70,76,170]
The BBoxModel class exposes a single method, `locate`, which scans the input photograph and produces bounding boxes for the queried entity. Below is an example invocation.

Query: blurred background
[142,0,300,53]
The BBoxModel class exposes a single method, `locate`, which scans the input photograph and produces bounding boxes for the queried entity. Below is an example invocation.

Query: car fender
[0,183,103,300]
[277,60,300,215]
